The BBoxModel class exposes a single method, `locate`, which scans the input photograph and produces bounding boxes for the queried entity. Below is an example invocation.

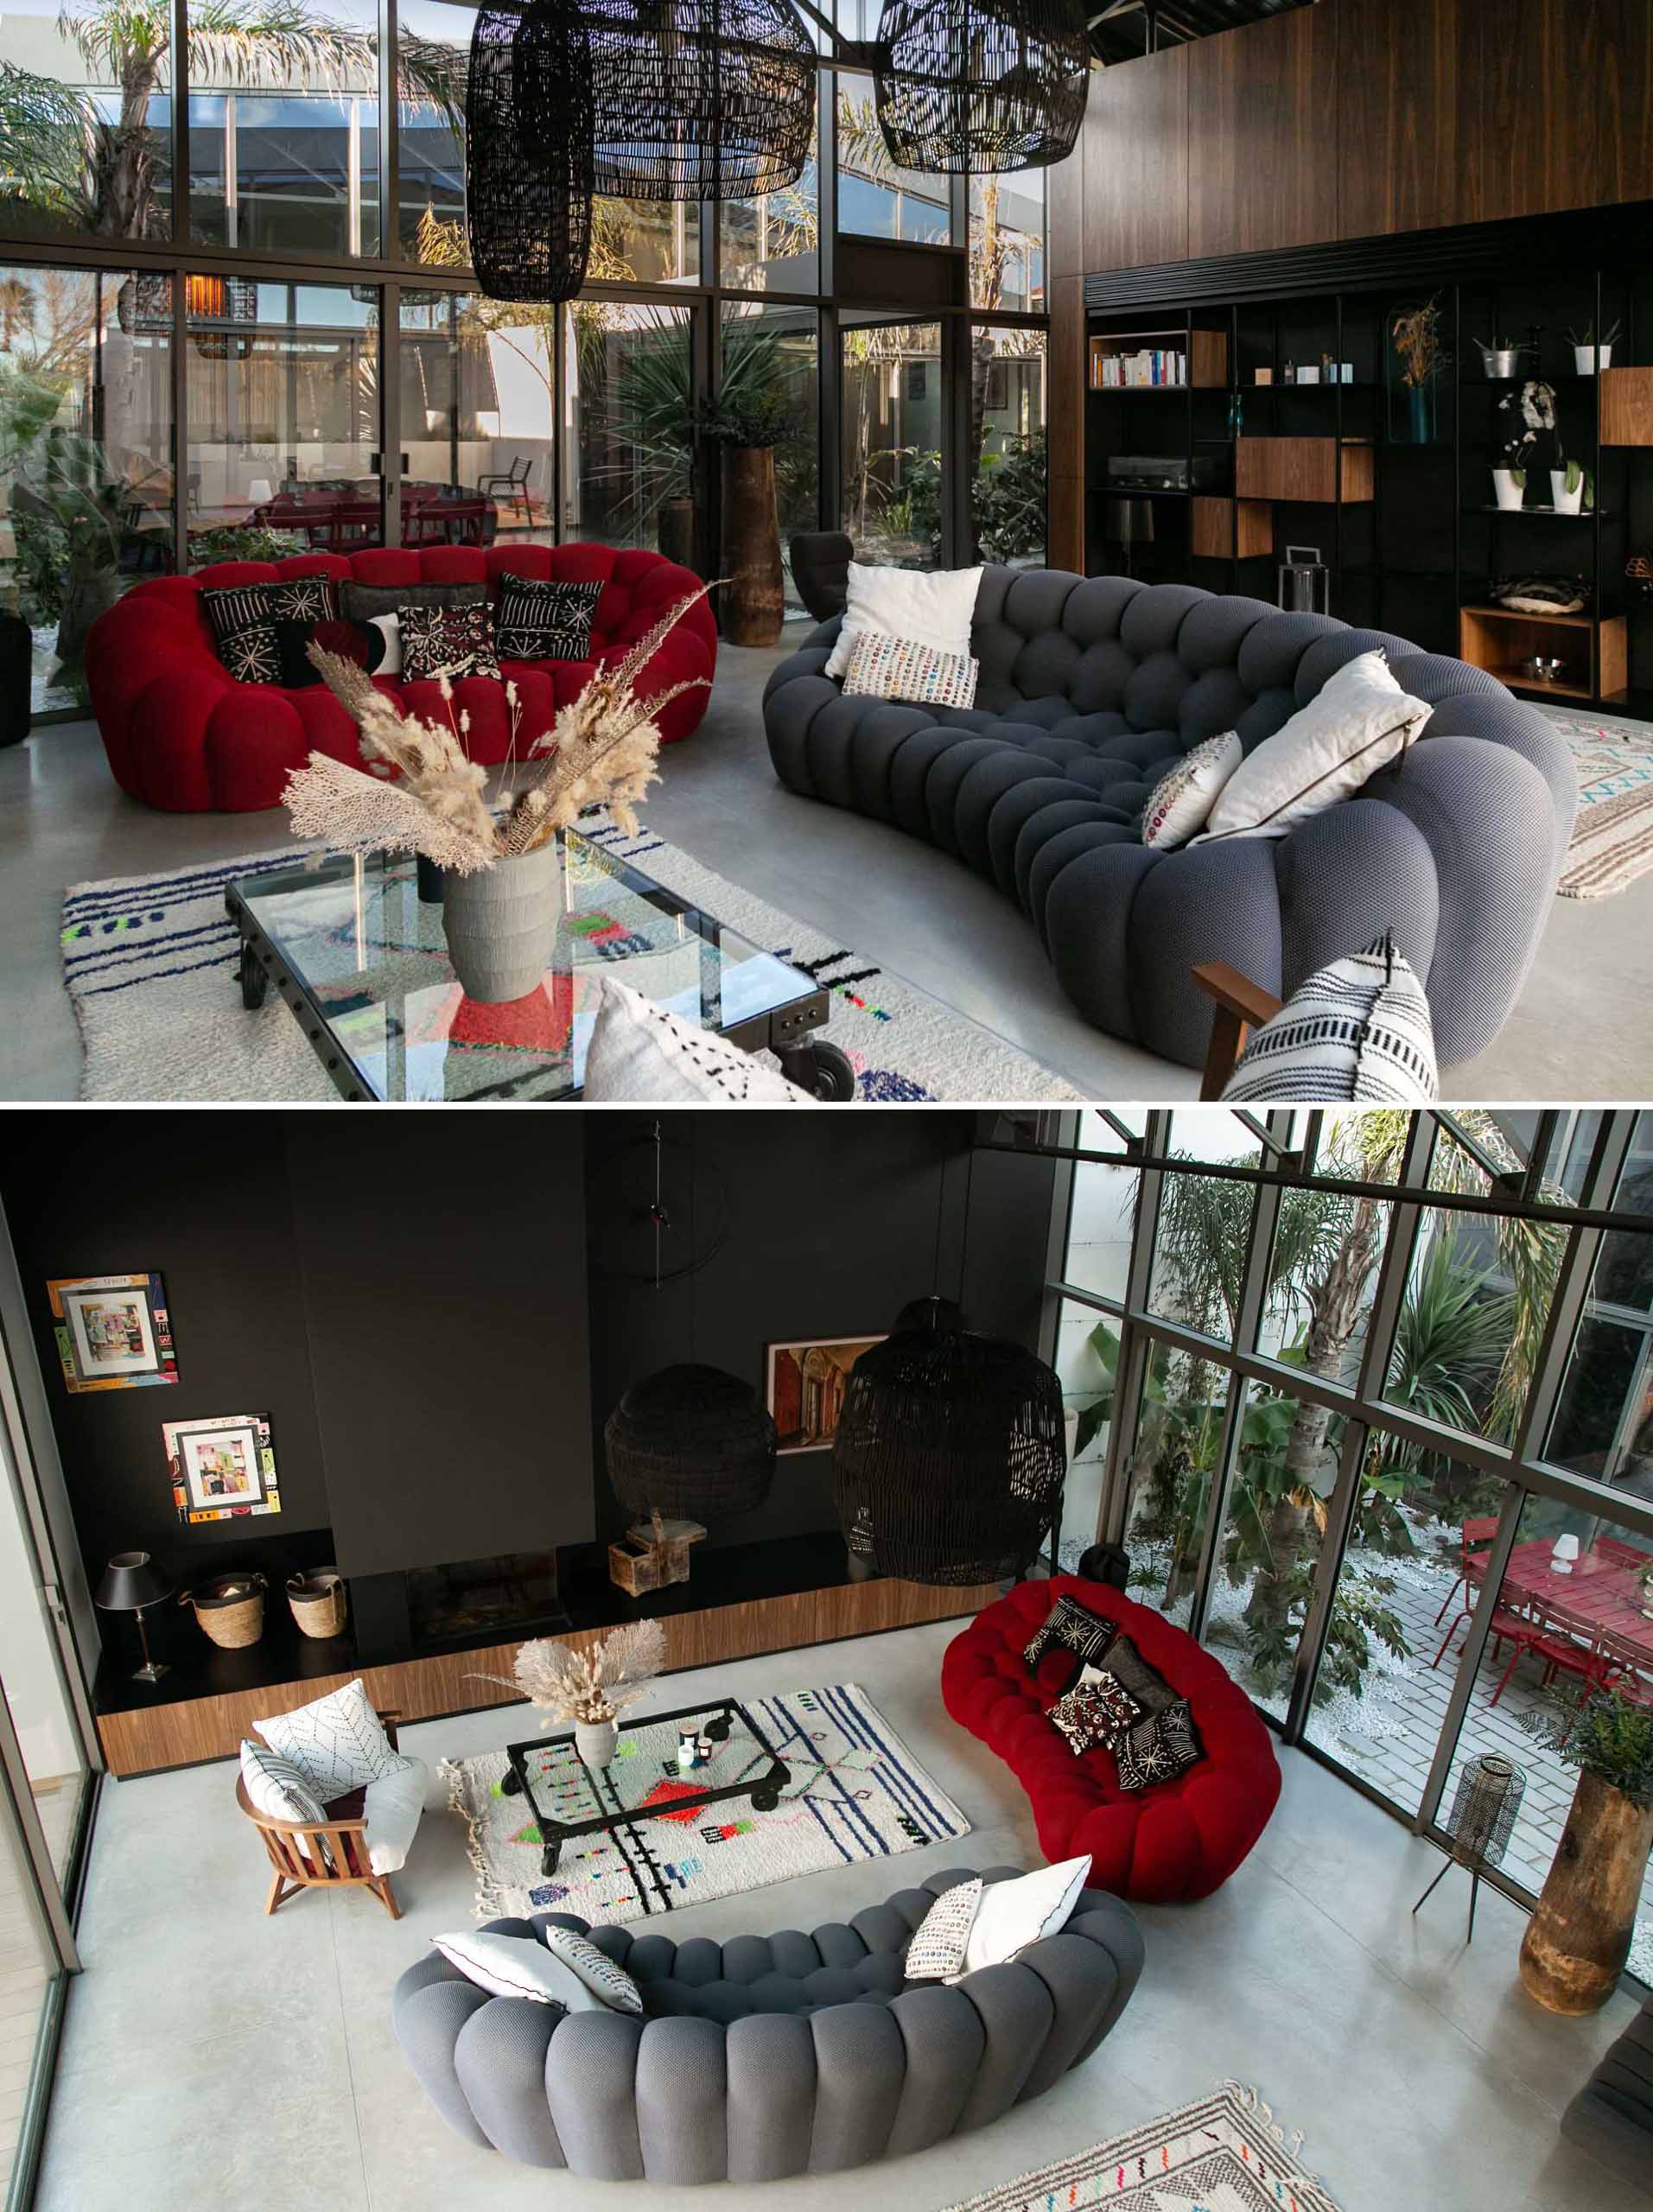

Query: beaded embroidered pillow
[842,628,979,710]
[1115,1698,1204,1793]
[1047,1669,1144,1756]
[398,601,502,683]
[903,1878,983,1982]
[1141,728,1243,850]
[493,576,602,662]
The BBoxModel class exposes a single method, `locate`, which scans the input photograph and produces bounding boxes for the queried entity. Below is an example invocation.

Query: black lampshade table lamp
[96,1550,175,1683]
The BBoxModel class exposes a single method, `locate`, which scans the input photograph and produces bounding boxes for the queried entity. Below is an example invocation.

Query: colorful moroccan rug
[60,812,1079,1102]
[936,2084,1342,2212]
[442,1682,970,1927]
[1543,707,1653,898]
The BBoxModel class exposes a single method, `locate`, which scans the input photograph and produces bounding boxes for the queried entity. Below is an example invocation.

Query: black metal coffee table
[498,1697,792,1878]
[223,827,854,1099]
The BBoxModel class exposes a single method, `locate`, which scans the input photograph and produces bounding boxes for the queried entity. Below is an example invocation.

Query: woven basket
[183,1573,266,1649]
[287,1570,347,1640]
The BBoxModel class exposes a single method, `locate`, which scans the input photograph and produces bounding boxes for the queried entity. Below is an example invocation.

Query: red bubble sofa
[86,543,717,813]
[942,1575,1281,1903]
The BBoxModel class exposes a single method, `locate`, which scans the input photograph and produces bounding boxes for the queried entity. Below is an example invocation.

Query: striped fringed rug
[1545,708,1653,899]
[441,1682,970,1927]
[60,810,1079,1103]
[937,2083,1343,2212]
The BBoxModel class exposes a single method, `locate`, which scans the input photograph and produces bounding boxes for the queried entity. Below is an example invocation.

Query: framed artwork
[48,1274,177,1394]
[766,1336,886,1455]
[165,1414,281,1525]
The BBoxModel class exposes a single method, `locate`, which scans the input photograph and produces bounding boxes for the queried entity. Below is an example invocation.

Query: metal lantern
[604,1363,777,1522]
[830,1325,1065,1585]
[466,0,595,302]
[874,0,1090,176]
[582,0,817,202]
[1277,543,1330,616]
[1412,1751,1526,1942]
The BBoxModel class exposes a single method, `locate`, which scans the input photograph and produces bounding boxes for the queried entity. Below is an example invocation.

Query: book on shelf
[1090,347,1188,391]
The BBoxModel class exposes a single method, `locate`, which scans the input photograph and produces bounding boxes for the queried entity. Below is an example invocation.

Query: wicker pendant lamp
[874,0,1089,175]
[830,1317,1065,1584]
[466,0,595,302]
[582,0,817,201]
[605,1363,777,1521]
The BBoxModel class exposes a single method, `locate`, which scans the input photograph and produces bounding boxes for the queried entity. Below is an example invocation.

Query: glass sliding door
[402,290,555,550]
[562,300,696,555]
[839,317,942,568]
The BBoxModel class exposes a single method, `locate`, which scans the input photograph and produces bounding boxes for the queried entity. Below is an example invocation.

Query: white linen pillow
[370,612,402,676]
[1192,651,1429,845]
[360,1753,429,1876]
[253,1677,401,1798]
[823,562,983,680]
[539,1927,644,2015]
[238,1739,327,1827]
[1221,933,1438,1105]
[582,976,815,1104]
[960,1856,1090,1975]
[433,1929,591,2008]
[1141,729,1243,849]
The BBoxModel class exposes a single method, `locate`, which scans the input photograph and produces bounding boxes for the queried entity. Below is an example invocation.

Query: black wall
[0,1111,1059,1657]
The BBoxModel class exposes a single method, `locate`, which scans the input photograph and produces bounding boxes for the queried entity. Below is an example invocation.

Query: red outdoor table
[1466,1538,1653,1689]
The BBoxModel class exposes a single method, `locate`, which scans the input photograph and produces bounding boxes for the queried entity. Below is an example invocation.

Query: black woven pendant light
[874,0,1089,175]
[466,0,595,302]
[830,1323,1065,1584]
[582,0,817,201]
[605,1363,778,1521]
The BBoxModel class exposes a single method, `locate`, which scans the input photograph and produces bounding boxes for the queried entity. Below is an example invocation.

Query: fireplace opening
[406,1551,569,1649]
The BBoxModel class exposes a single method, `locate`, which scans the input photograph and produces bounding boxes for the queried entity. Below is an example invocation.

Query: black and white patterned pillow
[903,1878,982,1981]
[399,601,502,683]
[239,1738,327,1826]
[1047,1669,1143,1756]
[266,575,338,624]
[540,1926,643,2014]
[1020,1594,1113,1677]
[582,976,814,1103]
[217,623,281,684]
[1115,1698,1204,1793]
[1221,933,1437,1106]
[201,576,336,645]
[253,1678,400,1798]
[493,577,602,663]
[1091,1631,1179,1719]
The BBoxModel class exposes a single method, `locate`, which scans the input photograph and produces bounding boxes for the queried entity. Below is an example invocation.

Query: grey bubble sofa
[762,570,1577,1071]
[1561,1984,1653,2194]
[392,1865,1143,2183]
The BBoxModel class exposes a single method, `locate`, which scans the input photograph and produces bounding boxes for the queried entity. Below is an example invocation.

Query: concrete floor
[33,1617,1646,2212]
[3,644,1650,1101]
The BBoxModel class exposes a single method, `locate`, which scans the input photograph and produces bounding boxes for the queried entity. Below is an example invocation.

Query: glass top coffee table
[224,830,853,1101]
[499,1698,792,1877]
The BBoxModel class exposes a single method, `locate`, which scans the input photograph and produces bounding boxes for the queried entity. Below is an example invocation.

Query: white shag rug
[61,813,1080,1103]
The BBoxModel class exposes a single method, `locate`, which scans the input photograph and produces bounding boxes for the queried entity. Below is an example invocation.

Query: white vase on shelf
[1574,343,1612,375]
[1491,469,1525,512]
[1550,469,1586,516]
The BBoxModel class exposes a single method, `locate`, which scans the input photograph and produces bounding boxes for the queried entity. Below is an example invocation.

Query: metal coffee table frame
[223,840,855,1101]
[497,1696,792,1878]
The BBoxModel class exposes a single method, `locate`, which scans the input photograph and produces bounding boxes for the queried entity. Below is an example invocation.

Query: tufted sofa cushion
[763,569,1575,1071]
[391,1864,1143,2182]
[942,1578,1280,1904]
[87,542,717,813]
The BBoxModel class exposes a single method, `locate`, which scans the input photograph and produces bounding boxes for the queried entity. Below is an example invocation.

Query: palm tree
[1,0,463,241]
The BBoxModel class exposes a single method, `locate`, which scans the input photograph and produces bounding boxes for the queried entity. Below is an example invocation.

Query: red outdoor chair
[1430,1516,1501,1666]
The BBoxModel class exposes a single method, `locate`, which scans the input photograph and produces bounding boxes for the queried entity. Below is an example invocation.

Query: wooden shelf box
[1192,496,1272,561]
[1600,366,1653,448]
[1459,605,1627,703]
[1235,436,1374,504]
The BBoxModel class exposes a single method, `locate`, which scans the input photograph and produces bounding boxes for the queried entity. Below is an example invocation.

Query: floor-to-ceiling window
[1048,1109,1653,1986]
[563,300,696,555]
[839,315,942,567]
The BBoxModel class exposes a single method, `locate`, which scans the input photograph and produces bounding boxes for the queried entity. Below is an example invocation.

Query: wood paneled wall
[98,1574,998,1777]
[1043,0,1653,567]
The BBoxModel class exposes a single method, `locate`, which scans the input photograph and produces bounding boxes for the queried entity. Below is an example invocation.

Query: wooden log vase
[1518,1770,1653,2015]
[722,447,785,646]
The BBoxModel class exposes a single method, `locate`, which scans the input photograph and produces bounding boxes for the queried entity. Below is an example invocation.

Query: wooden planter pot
[722,447,784,646]
[1518,1770,1653,2014]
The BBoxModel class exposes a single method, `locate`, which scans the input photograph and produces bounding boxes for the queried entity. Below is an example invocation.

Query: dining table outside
[1466,1535,1653,1692]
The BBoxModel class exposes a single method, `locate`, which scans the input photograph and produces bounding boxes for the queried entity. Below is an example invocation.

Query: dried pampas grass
[474,1619,669,1726]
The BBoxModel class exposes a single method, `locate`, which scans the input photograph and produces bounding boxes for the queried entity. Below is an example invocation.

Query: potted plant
[486,1619,668,1770]
[1517,1684,1653,2014]
[1568,319,1621,376]
[283,590,710,1001]
[703,385,795,646]
[1493,381,1555,510]
[1551,457,1592,516]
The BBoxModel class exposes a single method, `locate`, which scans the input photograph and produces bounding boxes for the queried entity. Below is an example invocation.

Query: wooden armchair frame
[1192,961,1284,1100]
[237,1708,404,1919]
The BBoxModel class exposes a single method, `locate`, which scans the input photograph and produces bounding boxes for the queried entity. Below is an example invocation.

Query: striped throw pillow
[843,629,979,710]
[1221,933,1438,1105]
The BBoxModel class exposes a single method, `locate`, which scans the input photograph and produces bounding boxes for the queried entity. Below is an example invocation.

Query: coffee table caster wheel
[750,1789,779,1814]
[780,1039,855,1101]
[540,1842,562,1877]
[238,944,269,1010]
